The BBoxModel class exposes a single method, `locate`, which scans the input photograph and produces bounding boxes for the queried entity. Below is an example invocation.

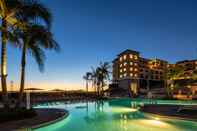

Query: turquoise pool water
[34,99,197,131]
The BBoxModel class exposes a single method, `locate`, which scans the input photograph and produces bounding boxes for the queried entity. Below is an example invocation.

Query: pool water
[34,99,197,131]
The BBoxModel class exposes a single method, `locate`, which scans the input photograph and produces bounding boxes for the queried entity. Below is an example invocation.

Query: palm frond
[7,30,20,46]
[28,44,45,72]
[19,0,52,29]
[28,24,60,51]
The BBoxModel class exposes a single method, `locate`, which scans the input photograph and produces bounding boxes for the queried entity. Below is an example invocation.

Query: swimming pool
[33,99,197,131]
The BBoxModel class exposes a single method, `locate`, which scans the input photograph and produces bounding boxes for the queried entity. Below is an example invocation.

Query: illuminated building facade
[112,49,197,98]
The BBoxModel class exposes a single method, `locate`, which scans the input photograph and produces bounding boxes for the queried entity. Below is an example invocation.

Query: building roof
[112,58,118,63]
[140,57,151,62]
[176,59,197,64]
[117,49,139,56]
[150,58,168,63]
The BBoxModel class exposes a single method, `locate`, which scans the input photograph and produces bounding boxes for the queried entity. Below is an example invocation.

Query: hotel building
[111,49,197,98]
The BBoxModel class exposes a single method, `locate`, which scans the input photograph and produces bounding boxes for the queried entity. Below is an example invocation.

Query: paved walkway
[141,104,197,121]
[0,108,68,131]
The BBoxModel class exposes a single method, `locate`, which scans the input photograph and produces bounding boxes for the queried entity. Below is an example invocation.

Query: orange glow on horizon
[0,82,91,92]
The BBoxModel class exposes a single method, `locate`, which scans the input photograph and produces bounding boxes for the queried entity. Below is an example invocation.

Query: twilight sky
[4,0,197,91]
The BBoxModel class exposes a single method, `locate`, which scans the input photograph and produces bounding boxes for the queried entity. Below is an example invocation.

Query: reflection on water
[34,99,197,131]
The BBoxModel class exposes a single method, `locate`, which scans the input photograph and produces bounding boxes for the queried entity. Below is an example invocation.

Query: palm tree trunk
[86,80,88,93]
[18,43,27,107]
[1,19,9,108]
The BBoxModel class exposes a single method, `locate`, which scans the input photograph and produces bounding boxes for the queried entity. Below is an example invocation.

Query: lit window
[130,62,133,65]
[123,68,126,71]
[120,64,122,67]
[120,69,122,73]
[119,57,122,61]
[124,73,127,77]
[134,68,138,71]
[124,55,127,60]
[124,62,127,66]
[134,55,138,60]
[134,63,137,66]
[130,67,133,71]
[130,54,133,59]
[134,74,138,77]
[130,73,133,77]
[120,75,122,78]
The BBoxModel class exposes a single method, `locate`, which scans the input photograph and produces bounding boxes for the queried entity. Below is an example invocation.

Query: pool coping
[18,109,69,131]
[143,111,197,122]
[32,110,69,130]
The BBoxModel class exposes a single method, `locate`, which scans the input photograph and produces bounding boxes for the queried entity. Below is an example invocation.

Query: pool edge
[143,112,197,122]
[17,109,69,131]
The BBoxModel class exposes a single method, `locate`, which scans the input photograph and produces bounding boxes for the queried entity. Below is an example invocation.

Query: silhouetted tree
[83,72,92,93]
[91,62,111,97]
[15,24,59,107]
[0,0,23,108]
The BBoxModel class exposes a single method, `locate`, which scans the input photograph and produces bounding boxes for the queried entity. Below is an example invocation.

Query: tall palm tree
[83,72,92,93]
[0,0,23,108]
[12,0,58,107]
[91,67,98,94]
[91,62,111,97]
[0,0,51,108]
[15,24,59,107]
[98,62,111,96]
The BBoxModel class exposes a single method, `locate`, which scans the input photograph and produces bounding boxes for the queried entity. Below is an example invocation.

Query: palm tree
[91,67,98,94]
[98,62,111,95]
[0,0,23,108]
[83,72,92,93]
[15,24,59,107]
[12,0,58,107]
[91,62,111,97]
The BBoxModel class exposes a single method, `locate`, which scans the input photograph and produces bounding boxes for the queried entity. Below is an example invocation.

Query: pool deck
[141,104,197,121]
[0,108,68,131]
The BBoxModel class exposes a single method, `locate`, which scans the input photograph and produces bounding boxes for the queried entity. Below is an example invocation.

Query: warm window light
[134,68,138,71]
[123,68,126,71]
[130,73,133,77]
[130,62,133,65]
[130,67,133,71]
[120,64,122,67]
[124,62,127,66]
[134,74,138,77]
[120,69,122,73]
[130,54,133,59]
[120,57,122,61]
[149,65,153,69]
[120,75,123,78]
[124,73,127,77]
[134,63,137,66]
[134,55,138,60]
[124,55,127,60]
